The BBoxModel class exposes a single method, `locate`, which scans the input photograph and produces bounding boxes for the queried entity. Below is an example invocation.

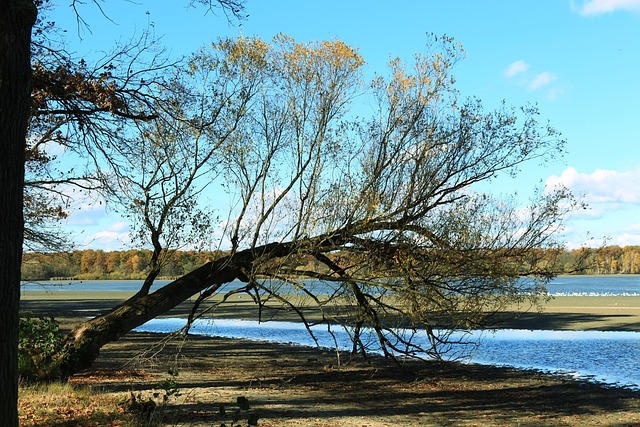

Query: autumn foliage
[21,245,639,282]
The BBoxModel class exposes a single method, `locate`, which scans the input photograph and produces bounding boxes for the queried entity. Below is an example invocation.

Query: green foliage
[18,315,67,382]
[156,374,181,403]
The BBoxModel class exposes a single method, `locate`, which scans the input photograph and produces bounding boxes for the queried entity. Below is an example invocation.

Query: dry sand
[65,331,639,427]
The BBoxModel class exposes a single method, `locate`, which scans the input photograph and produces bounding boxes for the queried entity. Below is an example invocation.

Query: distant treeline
[532,245,640,275]
[21,245,640,281]
[21,249,227,281]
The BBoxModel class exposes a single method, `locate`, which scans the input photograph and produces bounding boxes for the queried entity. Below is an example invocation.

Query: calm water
[20,275,640,295]
[136,318,640,390]
[548,275,640,295]
[21,279,173,292]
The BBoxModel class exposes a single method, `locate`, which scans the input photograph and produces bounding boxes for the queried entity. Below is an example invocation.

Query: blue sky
[52,0,640,250]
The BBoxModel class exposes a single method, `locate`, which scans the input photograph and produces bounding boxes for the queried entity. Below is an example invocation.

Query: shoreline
[77,328,640,426]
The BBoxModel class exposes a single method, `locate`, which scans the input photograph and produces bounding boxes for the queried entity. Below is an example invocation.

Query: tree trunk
[0,1,36,425]
[61,248,256,374]
[60,238,312,374]
[60,233,343,376]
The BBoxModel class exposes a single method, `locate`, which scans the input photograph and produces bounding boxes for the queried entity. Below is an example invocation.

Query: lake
[549,275,640,296]
[20,275,640,295]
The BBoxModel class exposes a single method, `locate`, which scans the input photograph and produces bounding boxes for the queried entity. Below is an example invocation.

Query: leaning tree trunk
[0,1,36,425]
[60,241,299,375]
[61,258,240,374]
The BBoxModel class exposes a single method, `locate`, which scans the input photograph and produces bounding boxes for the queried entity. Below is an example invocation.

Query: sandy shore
[65,330,637,427]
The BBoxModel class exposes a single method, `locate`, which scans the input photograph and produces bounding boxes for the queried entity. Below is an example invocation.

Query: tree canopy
[33,33,582,373]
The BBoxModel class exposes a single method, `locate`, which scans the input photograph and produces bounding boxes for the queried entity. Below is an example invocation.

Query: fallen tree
[47,34,580,376]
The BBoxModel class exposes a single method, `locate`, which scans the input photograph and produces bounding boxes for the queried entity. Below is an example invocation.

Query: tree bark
[59,229,348,375]
[59,235,337,375]
[0,0,36,425]
[61,244,282,374]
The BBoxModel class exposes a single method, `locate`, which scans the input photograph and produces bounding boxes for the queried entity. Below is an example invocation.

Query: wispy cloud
[528,71,558,90]
[504,60,529,78]
[85,230,130,251]
[66,202,107,226]
[107,221,129,233]
[504,61,561,99]
[576,0,640,15]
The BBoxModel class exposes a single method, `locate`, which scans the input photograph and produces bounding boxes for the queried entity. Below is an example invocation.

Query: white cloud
[65,202,107,226]
[84,230,130,251]
[577,0,640,15]
[569,204,605,220]
[528,72,558,90]
[504,61,561,99]
[546,166,640,204]
[547,166,640,247]
[504,60,529,78]
[107,221,129,232]
[615,231,640,246]
[545,87,565,101]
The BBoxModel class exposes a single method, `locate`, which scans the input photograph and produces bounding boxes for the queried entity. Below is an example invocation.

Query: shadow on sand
[69,332,640,426]
[20,296,640,425]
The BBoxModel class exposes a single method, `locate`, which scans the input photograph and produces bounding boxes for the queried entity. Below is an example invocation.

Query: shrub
[19,315,67,382]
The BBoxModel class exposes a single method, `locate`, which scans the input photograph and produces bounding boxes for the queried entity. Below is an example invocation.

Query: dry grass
[18,381,139,427]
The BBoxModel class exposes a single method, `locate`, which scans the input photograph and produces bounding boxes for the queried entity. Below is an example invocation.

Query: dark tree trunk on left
[0,1,36,425]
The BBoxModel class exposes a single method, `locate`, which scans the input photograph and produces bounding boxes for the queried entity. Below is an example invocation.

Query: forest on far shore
[21,245,640,281]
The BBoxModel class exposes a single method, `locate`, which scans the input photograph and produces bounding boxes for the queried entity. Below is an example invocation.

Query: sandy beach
[18,292,640,426]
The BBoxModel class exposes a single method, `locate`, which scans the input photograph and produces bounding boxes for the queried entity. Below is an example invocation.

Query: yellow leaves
[375,35,465,110]
[271,34,364,85]
[320,39,364,69]
[226,36,269,69]
[191,37,268,78]
[195,34,364,93]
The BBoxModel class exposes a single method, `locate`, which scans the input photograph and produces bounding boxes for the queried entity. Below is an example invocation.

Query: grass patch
[18,382,140,427]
